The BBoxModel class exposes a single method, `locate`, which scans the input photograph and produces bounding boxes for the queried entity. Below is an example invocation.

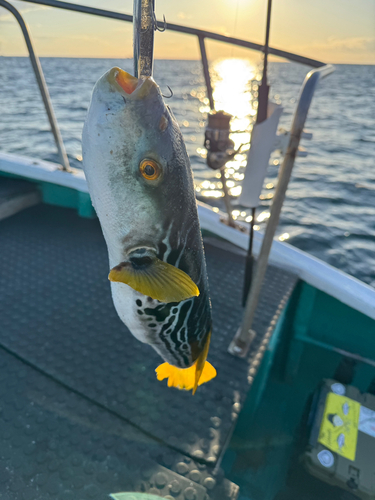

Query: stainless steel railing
[1,0,329,172]
[15,0,327,111]
[228,63,335,357]
[0,0,71,171]
[18,0,326,68]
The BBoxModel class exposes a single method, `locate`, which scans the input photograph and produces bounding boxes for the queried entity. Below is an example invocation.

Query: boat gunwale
[1,152,374,322]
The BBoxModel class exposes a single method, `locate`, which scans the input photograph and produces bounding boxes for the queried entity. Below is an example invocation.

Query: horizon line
[1,55,374,65]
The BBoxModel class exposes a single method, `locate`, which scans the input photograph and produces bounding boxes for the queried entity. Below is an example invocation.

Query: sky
[1,0,374,63]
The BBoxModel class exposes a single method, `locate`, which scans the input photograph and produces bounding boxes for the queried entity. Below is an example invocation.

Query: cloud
[35,33,113,46]
[305,36,375,52]
[177,12,192,20]
[0,2,49,22]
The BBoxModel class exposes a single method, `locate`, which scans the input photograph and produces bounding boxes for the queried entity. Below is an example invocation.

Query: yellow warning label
[318,393,360,461]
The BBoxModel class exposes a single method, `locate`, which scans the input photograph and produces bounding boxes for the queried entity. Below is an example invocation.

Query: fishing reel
[204,111,236,170]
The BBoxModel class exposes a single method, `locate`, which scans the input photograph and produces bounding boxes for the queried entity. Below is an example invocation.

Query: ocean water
[0,57,374,287]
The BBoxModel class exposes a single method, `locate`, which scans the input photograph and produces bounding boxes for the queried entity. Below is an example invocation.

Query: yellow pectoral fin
[108,257,199,303]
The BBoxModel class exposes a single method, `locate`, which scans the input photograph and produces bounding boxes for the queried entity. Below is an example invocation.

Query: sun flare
[211,58,256,150]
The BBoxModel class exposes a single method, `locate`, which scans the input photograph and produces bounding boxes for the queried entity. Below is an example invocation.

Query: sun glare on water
[195,58,257,200]
[211,58,256,148]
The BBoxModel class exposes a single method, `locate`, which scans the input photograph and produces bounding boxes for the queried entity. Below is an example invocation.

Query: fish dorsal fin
[108,256,199,303]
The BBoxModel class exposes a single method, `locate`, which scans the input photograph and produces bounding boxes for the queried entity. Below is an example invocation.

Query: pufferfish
[82,67,216,394]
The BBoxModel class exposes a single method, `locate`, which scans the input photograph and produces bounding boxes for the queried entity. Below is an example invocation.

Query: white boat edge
[1,151,374,321]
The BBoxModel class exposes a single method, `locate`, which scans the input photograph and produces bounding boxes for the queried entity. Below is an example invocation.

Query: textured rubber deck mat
[0,205,297,464]
[0,347,238,500]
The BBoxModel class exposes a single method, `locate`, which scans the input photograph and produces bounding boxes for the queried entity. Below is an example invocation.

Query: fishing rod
[242,0,272,306]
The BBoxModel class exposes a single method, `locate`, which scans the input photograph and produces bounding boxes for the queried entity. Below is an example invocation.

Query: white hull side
[1,153,374,321]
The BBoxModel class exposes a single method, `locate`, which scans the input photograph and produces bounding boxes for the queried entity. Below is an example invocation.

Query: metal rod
[133,0,154,78]
[242,207,256,305]
[198,36,214,110]
[262,0,272,85]
[256,0,272,124]
[220,169,236,228]
[0,0,70,171]
[229,64,335,357]
[242,0,272,304]
[18,0,326,69]
[133,0,141,77]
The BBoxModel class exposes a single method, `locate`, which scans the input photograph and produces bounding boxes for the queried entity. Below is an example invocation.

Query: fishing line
[230,0,240,58]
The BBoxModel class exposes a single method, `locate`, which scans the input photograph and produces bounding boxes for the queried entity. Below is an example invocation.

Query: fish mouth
[126,246,158,269]
[108,67,157,99]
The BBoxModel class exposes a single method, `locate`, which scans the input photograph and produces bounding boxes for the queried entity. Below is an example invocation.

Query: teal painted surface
[222,294,297,500]
[42,182,78,208]
[284,283,317,381]
[78,191,95,218]
[308,287,375,358]
[234,303,290,434]
[284,282,375,381]
[0,171,95,218]
[42,183,95,218]
[224,280,375,500]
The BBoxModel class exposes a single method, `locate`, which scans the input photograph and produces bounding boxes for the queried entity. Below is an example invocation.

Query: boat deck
[0,176,41,221]
[0,188,298,499]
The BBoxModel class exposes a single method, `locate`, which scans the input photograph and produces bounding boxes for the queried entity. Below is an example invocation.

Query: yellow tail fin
[155,332,216,394]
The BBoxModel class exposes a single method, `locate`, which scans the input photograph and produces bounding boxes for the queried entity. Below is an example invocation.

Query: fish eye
[139,159,161,181]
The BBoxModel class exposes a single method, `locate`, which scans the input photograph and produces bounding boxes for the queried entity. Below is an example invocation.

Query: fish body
[82,68,215,391]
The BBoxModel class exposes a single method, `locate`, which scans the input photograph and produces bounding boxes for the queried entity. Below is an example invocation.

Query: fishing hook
[140,9,166,33]
[153,11,167,32]
[162,86,173,98]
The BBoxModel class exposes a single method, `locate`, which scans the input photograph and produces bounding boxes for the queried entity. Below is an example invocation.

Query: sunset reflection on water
[211,58,256,150]
[193,58,278,231]
[195,58,257,201]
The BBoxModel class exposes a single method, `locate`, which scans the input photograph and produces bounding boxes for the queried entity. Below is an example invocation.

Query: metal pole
[256,0,272,123]
[198,36,214,110]
[133,0,155,78]
[229,64,334,357]
[242,0,272,304]
[220,170,236,228]
[0,0,70,171]
[242,207,256,305]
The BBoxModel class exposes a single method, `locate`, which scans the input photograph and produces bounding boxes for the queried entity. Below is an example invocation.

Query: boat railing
[2,0,330,173]
[229,62,335,357]
[0,0,71,171]
[2,1,337,359]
